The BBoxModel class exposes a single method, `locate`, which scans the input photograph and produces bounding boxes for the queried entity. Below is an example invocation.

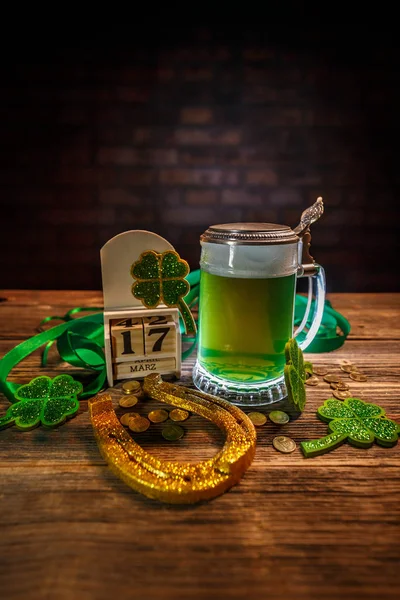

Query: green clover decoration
[131,250,196,335]
[284,338,307,412]
[0,374,83,431]
[304,361,313,375]
[301,397,400,457]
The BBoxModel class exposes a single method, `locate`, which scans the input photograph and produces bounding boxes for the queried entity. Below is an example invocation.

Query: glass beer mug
[193,198,326,406]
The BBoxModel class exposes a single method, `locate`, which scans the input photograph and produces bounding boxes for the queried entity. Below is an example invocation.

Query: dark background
[1,26,399,292]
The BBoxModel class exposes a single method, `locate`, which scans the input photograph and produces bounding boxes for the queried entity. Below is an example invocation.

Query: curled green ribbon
[294,296,351,352]
[0,311,106,404]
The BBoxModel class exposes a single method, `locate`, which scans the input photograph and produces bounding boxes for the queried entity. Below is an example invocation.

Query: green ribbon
[0,311,106,404]
[0,271,350,404]
[294,296,351,352]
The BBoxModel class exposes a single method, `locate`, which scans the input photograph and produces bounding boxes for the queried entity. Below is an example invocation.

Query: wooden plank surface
[0,291,399,600]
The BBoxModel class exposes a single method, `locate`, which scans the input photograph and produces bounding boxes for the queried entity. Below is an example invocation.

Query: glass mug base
[192,360,288,407]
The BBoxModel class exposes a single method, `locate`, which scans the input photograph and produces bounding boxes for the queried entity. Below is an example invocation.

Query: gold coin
[248,412,267,426]
[119,395,139,408]
[350,366,361,373]
[340,359,352,365]
[148,409,169,423]
[162,424,185,441]
[169,408,190,422]
[272,435,297,454]
[122,380,141,394]
[330,380,348,391]
[313,367,328,376]
[336,381,350,391]
[120,411,139,426]
[349,372,368,382]
[333,389,351,400]
[340,364,353,373]
[305,375,319,386]
[323,374,341,384]
[128,416,150,433]
[269,410,290,425]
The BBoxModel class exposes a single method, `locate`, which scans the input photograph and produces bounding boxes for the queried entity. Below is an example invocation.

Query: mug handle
[294,264,326,351]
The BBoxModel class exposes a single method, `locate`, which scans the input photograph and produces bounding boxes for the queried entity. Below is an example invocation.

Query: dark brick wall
[1,27,399,292]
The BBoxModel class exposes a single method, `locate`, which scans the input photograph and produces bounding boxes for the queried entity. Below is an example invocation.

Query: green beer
[198,271,296,384]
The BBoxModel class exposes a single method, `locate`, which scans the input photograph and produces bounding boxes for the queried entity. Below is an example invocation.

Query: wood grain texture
[0,290,399,600]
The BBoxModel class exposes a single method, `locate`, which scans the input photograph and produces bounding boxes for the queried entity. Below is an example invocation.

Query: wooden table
[0,291,399,600]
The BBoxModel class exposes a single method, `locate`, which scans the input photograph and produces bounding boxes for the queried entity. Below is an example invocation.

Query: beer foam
[200,241,300,279]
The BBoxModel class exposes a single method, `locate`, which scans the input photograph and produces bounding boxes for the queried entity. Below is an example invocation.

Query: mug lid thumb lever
[295,197,324,277]
[294,197,324,237]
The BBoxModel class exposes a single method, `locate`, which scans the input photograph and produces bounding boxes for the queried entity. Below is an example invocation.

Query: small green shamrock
[301,397,400,458]
[284,338,307,412]
[304,361,313,375]
[131,250,196,335]
[0,374,83,431]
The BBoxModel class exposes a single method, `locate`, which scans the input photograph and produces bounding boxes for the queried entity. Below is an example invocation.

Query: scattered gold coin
[120,412,139,426]
[272,435,297,454]
[323,374,341,384]
[148,409,169,423]
[313,367,328,376]
[169,408,190,422]
[336,381,350,391]
[340,364,353,374]
[330,380,349,391]
[128,416,150,433]
[333,389,352,400]
[122,380,141,395]
[248,412,267,426]
[119,395,139,408]
[340,359,352,365]
[349,372,368,382]
[162,424,185,441]
[305,375,320,386]
[269,410,290,425]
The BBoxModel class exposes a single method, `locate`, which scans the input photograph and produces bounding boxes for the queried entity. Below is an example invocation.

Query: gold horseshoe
[89,373,256,504]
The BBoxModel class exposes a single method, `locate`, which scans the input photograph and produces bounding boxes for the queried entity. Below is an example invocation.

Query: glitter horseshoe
[89,374,256,504]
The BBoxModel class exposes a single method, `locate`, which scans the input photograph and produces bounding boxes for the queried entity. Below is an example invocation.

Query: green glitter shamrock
[0,374,83,431]
[131,249,196,335]
[301,397,400,458]
[284,338,307,412]
[304,361,313,375]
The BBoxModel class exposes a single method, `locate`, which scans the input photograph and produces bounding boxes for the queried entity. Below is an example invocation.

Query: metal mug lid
[200,222,299,245]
